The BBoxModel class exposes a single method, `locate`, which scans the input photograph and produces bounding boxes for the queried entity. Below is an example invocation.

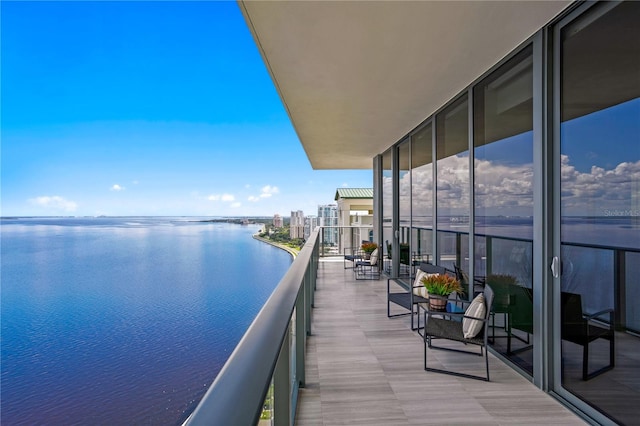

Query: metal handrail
[184,229,319,425]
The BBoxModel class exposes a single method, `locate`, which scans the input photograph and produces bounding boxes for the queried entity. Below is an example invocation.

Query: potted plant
[486,273,525,311]
[420,274,462,311]
[360,242,378,259]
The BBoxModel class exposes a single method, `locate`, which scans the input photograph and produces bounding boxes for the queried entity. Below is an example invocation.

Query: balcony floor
[295,258,585,425]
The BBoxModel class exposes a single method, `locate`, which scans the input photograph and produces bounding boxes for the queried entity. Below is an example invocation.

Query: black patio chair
[343,246,363,269]
[423,285,494,381]
[354,248,380,280]
[561,292,615,380]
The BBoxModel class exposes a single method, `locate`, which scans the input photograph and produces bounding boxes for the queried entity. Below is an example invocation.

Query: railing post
[311,239,317,305]
[486,236,493,277]
[296,283,306,387]
[614,249,626,330]
[456,232,462,269]
[273,323,291,426]
[305,264,312,334]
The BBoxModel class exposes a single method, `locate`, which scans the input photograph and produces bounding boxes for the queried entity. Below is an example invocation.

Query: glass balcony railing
[184,229,320,425]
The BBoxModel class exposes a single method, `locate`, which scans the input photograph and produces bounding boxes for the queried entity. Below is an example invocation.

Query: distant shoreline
[252,234,298,259]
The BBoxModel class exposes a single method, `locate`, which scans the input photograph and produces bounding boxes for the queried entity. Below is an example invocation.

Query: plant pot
[364,253,371,260]
[429,295,448,312]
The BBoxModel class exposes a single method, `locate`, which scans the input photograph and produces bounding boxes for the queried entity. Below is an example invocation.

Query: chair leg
[411,304,415,330]
[610,334,616,370]
[485,339,490,382]
[424,345,490,381]
[582,335,615,381]
[423,331,490,381]
[582,343,589,381]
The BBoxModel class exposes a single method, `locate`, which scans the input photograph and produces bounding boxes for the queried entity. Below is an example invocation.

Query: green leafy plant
[486,274,518,286]
[361,242,378,254]
[420,274,462,296]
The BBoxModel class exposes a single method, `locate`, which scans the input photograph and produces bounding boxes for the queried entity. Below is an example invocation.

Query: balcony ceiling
[239,1,571,169]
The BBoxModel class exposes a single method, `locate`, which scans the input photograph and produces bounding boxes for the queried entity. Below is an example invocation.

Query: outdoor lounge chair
[343,246,363,269]
[423,284,494,381]
[354,248,380,280]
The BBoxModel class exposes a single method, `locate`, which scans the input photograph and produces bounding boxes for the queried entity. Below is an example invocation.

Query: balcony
[294,257,583,425]
[185,229,586,425]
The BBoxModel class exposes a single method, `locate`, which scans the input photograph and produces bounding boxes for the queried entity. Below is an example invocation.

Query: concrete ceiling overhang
[239,1,572,170]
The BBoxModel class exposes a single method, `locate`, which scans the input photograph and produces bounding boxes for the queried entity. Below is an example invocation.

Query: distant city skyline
[1,1,372,217]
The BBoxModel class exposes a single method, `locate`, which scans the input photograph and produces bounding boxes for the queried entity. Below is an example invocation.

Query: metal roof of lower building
[335,188,373,200]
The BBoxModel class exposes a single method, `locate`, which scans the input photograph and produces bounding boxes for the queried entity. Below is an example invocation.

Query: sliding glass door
[554,2,640,423]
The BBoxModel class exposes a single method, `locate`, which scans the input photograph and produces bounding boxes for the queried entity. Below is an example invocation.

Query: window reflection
[474,46,534,374]
[411,124,433,266]
[436,95,469,271]
[560,2,639,423]
[398,141,411,275]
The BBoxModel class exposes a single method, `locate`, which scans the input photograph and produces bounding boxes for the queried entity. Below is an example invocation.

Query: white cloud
[245,185,280,203]
[259,185,279,198]
[110,184,125,191]
[208,193,235,202]
[29,195,78,212]
[230,202,242,208]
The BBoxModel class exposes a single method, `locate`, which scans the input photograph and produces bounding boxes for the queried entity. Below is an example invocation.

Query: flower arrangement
[361,242,378,254]
[420,274,462,297]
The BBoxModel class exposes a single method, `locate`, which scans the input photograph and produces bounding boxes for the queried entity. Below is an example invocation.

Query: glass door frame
[550,2,621,424]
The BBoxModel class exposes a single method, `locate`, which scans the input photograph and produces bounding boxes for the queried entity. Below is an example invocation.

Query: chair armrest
[584,308,614,328]
[473,275,487,285]
[344,246,363,254]
[387,276,414,284]
[424,309,488,323]
[387,277,410,291]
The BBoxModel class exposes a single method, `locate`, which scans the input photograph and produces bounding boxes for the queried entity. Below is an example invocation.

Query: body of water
[1,217,292,425]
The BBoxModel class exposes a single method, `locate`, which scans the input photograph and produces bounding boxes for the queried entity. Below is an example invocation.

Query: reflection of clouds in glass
[476,158,533,214]
[562,155,640,215]
[411,165,433,220]
[389,153,637,219]
[382,175,393,217]
[437,155,469,213]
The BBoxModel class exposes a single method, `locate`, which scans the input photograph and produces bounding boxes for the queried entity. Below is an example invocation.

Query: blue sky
[1,1,371,217]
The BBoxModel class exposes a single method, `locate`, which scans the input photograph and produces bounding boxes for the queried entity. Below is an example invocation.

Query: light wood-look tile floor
[295,259,586,425]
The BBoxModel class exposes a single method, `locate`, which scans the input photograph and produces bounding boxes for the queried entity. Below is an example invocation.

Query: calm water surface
[1,217,292,425]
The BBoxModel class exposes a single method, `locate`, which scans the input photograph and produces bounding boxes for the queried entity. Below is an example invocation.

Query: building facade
[334,188,374,253]
[272,214,283,228]
[317,204,338,248]
[303,215,318,240]
[289,210,305,240]
[242,1,639,423]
